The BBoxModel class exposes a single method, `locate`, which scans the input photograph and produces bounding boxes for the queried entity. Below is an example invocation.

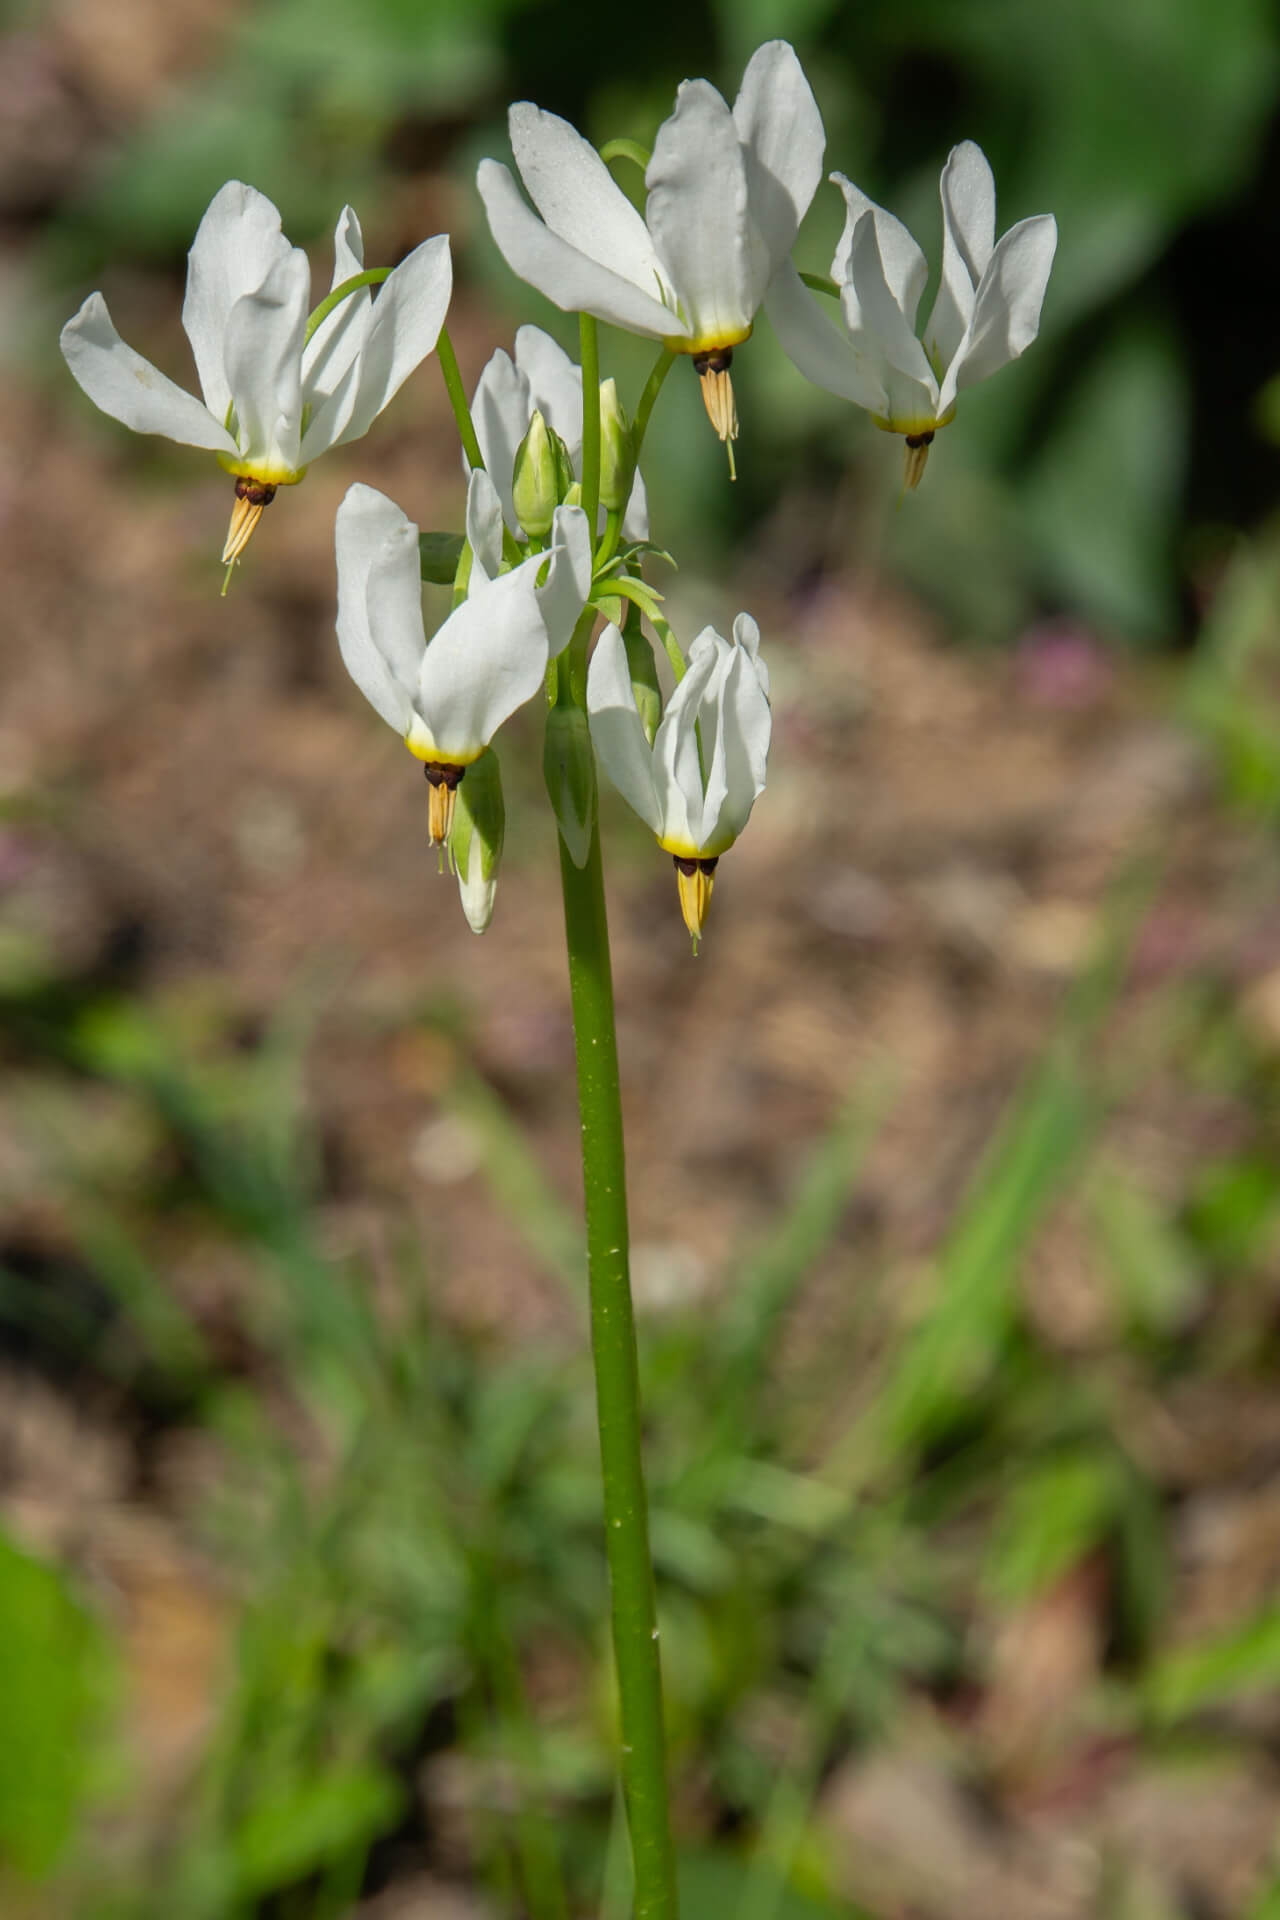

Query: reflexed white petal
[646,80,757,342]
[509,103,665,291]
[302,233,451,458]
[515,325,583,454]
[416,551,554,759]
[733,610,768,698]
[653,638,720,850]
[302,205,370,396]
[60,293,237,453]
[926,142,995,366]
[586,623,663,837]
[535,502,592,654]
[222,247,310,473]
[182,181,292,421]
[831,176,928,327]
[713,645,771,849]
[478,159,684,338]
[470,345,530,533]
[334,484,423,736]
[465,468,506,590]
[764,261,887,413]
[840,212,937,398]
[691,634,732,845]
[732,40,825,273]
[939,213,1057,411]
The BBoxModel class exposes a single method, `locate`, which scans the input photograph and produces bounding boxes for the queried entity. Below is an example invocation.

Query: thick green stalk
[557,817,679,1920]
[436,324,486,470]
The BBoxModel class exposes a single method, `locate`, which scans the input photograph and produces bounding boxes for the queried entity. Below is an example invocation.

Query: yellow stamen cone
[221,478,278,563]
[673,854,718,951]
[903,431,935,491]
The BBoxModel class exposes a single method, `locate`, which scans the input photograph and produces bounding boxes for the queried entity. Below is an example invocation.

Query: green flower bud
[512,409,568,538]
[598,378,635,515]
[621,605,662,746]
[543,703,596,869]
[448,747,505,934]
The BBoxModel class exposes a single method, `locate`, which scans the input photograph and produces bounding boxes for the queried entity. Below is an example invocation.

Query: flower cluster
[59,41,1056,943]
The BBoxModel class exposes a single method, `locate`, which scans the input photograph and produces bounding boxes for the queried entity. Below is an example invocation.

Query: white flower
[60,181,452,563]
[335,471,591,841]
[767,141,1057,485]
[587,616,771,942]
[477,41,824,449]
[470,323,648,541]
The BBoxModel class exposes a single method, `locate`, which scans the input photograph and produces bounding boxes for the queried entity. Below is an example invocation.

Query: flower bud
[598,378,635,515]
[621,606,662,746]
[543,702,596,869]
[512,409,569,538]
[448,747,505,934]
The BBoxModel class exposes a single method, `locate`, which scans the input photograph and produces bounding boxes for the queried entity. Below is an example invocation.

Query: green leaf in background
[0,1527,111,1880]
[1144,1605,1280,1722]
[986,1452,1118,1605]
[230,1762,404,1899]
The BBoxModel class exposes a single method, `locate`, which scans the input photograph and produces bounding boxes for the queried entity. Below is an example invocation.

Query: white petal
[840,212,938,406]
[646,80,758,343]
[652,637,720,850]
[691,632,733,845]
[831,175,928,328]
[926,142,995,367]
[586,624,663,836]
[465,467,506,588]
[302,233,451,458]
[733,610,769,698]
[470,344,530,533]
[515,325,583,455]
[60,293,237,453]
[535,502,592,654]
[732,40,825,273]
[456,827,497,934]
[939,213,1057,412]
[302,205,371,396]
[509,102,666,294]
[181,181,292,421]
[709,646,771,851]
[478,159,684,338]
[416,551,553,759]
[222,246,310,474]
[764,260,887,414]
[334,484,423,736]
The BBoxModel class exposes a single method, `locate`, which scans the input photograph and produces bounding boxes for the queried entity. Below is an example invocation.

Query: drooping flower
[470,324,648,540]
[767,141,1057,486]
[61,181,452,566]
[587,617,771,945]
[335,471,591,845]
[477,41,824,457]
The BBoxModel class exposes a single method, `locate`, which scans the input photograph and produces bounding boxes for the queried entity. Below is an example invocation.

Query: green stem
[557,818,679,1920]
[632,348,677,465]
[304,268,390,343]
[436,324,486,471]
[579,313,602,550]
[647,610,687,683]
[799,270,840,299]
[599,137,652,175]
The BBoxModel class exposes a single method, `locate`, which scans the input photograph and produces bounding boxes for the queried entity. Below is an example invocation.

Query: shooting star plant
[767,140,1057,485]
[61,181,452,568]
[588,616,771,947]
[477,40,824,465]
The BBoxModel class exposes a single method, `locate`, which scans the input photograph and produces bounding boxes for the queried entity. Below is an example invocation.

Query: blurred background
[4,0,1280,1914]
